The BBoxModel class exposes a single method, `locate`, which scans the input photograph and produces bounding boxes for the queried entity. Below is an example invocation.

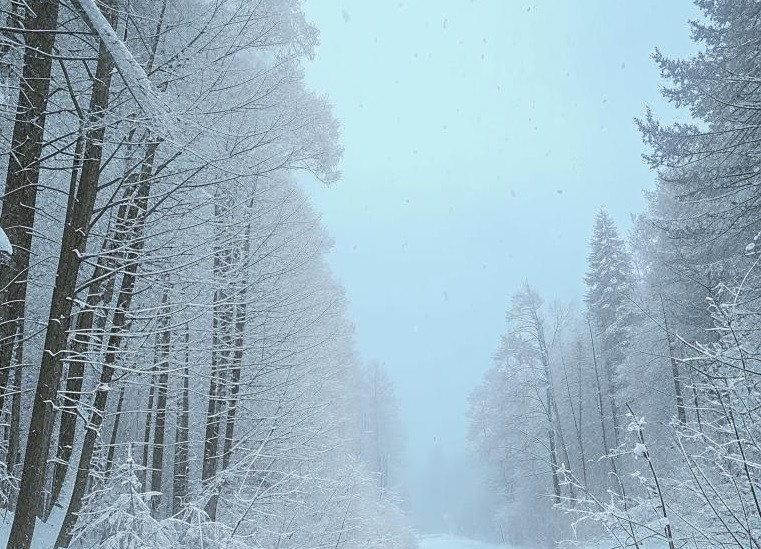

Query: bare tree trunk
[0,0,61,457]
[56,253,142,548]
[221,216,252,471]
[150,286,171,517]
[546,415,561,504]
[6,325,23,481]
[551,373,576,503]
[588,318,614,472]
[202,201,235,520]
[9,0,120,542]
[55,159,154,548]
[50,176,146,511]
[571,342,588,489]
[689,369,704,436]
[221,310,244,472]
[104,385,126,477]
[603,358,621,447]
[625,403,676,549]
[532,308,561,503]
[48,0,170,506]
[141,367,157,490]
[172,326,190,515]
[660,293,686,425]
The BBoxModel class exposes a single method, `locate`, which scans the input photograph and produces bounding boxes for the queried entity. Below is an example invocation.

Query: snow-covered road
[419,534,524,549]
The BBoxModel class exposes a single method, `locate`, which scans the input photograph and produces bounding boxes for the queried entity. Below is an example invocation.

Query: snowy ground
[0,510,61,548]
[418,533,665,549]
[419,534,528,549]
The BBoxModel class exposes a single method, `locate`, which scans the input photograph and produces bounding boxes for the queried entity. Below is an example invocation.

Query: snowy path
[419,534,526,549]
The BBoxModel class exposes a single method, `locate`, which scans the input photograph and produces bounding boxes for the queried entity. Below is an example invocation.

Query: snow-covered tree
[584,210,635,448]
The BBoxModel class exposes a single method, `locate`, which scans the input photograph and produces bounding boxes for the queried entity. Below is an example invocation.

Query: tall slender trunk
[48,3,169,501]
[603,358,621,447]
[141,367,157,489]
[553,358,576,503]
[6,325,23,481]
[50,177,146,511]
[56,246,143,548]
[0,0,61,451]
[660,293,686,425]
[689,368,704,436]
[46,130,87,513]
[532,308,561,503]
[150,286,171,517]
[221,215,252,471]
[172,326,190,515]
[9,1,119,543]
[588,319,614,473]
[104,385,126,477]
[546,419,561,504]
[202,201,235,520]
[221,306,244,472]
[55,155,155,548]
[572,343,588,489]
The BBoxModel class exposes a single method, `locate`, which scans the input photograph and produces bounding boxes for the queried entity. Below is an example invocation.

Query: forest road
[419,534,526,549]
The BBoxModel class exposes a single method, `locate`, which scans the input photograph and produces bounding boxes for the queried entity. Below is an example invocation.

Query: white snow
[0,510,60,549]
[632,442,648,459]
[418,532,669,549]
[72,0,180,139]
[0,227,11,256]
[419,534,527,549]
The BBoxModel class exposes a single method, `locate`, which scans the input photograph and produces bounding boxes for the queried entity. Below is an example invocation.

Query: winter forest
[0,0,758,548]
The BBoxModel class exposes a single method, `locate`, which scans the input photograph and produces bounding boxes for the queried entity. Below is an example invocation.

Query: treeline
[469,2,761,548]
[0,1,413,548]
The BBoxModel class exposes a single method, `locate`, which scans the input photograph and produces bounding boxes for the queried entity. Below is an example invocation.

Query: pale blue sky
[300,0,699,515]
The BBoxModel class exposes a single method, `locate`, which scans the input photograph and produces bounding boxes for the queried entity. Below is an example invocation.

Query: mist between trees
[467,2,761,548]
[2,1,761,549]
[0,1,412,548]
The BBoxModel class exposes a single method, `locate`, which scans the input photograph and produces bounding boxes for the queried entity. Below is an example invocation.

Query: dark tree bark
[221,216,252,471]
[172,326,190,515]
[55,148,155,548]
[150,286,171,517]
[0,1,61,465]
[140,367,157,490]
[202,200,235,520]
[49,177,146,510]
[104,385,126,477]
[660,293,687,425]
[8,0,121,543]
[56,246,143,548]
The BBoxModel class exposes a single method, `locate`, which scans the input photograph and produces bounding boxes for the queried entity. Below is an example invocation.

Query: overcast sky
[300,0,699,513]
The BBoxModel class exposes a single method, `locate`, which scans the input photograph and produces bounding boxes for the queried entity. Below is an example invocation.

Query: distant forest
[470,3,761,548]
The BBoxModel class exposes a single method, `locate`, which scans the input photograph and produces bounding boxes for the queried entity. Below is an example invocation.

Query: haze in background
[301,1,698,535]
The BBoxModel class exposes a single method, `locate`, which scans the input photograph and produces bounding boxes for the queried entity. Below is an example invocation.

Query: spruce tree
[640,0,761,291]
[585,210,634,447]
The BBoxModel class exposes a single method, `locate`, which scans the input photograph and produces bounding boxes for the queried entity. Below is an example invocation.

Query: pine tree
[639,0,761,296]
[584,210,634,448]
[66,447,173,549]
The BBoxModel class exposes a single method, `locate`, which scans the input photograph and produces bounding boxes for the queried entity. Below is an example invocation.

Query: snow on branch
[0,227,11,257]
[73,0,181,139]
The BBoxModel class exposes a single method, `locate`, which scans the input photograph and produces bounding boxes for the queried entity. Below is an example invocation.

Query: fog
[1,1,760,548]
[300,0,698,537]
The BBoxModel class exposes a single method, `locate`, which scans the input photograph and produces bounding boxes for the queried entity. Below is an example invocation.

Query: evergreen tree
[584,210,634,447]
[68,448,172,549]
[640,0,761,294]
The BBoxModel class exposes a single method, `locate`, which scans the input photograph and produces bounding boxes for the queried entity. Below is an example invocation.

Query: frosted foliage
[6,0,761,549]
